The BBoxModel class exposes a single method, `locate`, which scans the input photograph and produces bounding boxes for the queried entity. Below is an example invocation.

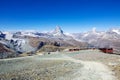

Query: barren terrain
[0,50,120,80]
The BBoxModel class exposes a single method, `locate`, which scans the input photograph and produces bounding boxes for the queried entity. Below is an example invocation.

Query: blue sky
[0,0,120,33]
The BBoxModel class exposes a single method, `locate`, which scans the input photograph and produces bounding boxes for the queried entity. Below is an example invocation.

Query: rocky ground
[0,50,120,80]
[72,50,120,80]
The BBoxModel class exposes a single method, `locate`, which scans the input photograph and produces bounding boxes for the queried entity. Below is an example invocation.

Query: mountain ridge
[0,26,120,58]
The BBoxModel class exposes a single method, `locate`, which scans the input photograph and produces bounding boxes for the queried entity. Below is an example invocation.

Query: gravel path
[0,50,118,80]
[61,54,117,80]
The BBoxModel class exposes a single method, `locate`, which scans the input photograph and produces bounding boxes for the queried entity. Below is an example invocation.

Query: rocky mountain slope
[0,43,16,59]
[0,26,120,58]
[0,26,88,58]
[70,28,120,53]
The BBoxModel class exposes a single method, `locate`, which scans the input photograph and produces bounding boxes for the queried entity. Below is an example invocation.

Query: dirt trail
[57,54,117,80]
[0,53,117,80]
[32,54,117,80]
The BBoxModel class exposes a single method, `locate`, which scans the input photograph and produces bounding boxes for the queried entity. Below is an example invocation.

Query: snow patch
[112,29,120,34]
[3,32,13,40]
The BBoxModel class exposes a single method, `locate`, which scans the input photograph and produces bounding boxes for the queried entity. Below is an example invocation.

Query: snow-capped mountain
[2,27,120,45]
[1,26,120,58]
[9,39,35,53]
[0,26,87,58]
[69,28,120,42]
[70,29,104,42]
[49,26,73,40]
[3,32,13,40]
[67,28,120,53]
[51,26,64,37]
[11,26,68,39]
[109,28,120,35]
[2,27,120,47]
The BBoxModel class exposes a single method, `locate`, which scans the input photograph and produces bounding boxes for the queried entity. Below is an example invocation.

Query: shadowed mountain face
[0,31,5,39]
[52,26,64,36]
[0,43,12,53]
[0,43,16,59]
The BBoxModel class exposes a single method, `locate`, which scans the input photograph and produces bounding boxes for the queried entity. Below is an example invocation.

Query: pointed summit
[54,26,63,34]
[52,26,64,36]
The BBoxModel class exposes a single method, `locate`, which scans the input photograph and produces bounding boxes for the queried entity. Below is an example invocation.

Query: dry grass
[37,45,65,52]
[0,54,82,80]
[0,50,119,80]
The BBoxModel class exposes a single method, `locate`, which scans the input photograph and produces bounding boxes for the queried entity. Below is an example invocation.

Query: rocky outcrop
[0,31,5,39]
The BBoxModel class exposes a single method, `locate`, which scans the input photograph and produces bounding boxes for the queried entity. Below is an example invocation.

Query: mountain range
[0,26,120,58]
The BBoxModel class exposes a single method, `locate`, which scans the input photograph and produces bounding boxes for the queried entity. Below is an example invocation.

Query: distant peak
[50,26,65,37]
[54,26,63,34]
[110,28,120,34]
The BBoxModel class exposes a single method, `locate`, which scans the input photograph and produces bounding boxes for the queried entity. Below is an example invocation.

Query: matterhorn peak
[54,26,63,34]
[52,26,63,35]
[51,26,66,37]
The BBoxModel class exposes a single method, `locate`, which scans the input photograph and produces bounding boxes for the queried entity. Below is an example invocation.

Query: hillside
[0,43,16,59]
